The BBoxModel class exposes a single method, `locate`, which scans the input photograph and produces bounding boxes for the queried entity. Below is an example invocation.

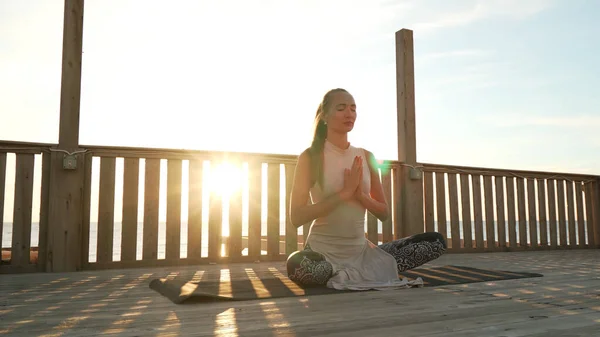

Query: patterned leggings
[286,232,447,286]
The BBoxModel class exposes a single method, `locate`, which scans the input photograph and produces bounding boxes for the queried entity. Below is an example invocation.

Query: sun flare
[208,162,244,197]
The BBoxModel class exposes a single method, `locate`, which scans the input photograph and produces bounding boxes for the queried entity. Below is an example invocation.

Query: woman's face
[325,91,356,133]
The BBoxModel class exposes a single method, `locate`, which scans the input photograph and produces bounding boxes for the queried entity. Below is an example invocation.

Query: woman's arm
[289,150,358,228]
[355,149,390,222]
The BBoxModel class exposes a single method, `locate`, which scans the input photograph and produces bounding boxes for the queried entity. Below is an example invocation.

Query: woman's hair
[309,88,350,187]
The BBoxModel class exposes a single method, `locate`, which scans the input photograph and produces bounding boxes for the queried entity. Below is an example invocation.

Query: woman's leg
[378,232,447,272]
[286,245,333,286]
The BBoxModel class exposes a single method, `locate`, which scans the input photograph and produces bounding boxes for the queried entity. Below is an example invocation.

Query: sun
[209,162,244,197]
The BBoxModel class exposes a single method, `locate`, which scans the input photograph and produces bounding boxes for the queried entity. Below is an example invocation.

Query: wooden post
[395,29,424,238]
[46,0,86,272]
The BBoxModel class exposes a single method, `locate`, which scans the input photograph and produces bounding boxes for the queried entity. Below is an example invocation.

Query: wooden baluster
[381,168,393,243]
[527,178,538,248]
[38,152,52,271]
[516,178,527,247]
[460,174,473,249]
[121,158,139,262]
[495,176,507,249]
[97,157,116,264]
[247,160,262,259]
[81,153,92,267]
[584,181,597,247]
[483,176,495,250]
[506,177,517,248]
[566,181,577,247]
[435,172,448,246]
[556,180,567,246]
[448,173,460,249]
[537,179,548,247]
[143,159,160,260]
[166,159,182,260]
[11,154,35,266]
[423,171,435,234]
[208,162,222,261]
[187,159,203,259]
[285,163,297,255]
[575,181,586,247]
[267,163,280,257]
[228,160,243,259]
[547,179,558,248]
[0,153,6,262]
[472,174,484,250]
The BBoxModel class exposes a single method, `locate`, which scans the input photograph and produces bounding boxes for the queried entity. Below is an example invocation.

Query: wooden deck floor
[1,250,600,336]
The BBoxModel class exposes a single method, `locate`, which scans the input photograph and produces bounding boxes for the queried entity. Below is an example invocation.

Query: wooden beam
[395,28,424,237]
[46,0,86,272]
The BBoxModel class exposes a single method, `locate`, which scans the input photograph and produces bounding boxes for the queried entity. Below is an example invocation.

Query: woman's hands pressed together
[339,156,363,201]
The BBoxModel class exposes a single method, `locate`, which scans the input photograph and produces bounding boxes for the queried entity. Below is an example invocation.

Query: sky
[1,0,600,226]
[2,0,599,172]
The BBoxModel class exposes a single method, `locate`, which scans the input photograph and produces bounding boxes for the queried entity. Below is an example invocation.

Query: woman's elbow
[289,208,303,228]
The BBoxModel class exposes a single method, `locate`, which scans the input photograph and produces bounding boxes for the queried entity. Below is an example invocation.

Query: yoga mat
[149,265,543,304]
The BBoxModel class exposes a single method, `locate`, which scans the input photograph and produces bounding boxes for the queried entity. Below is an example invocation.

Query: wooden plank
[96,157,116,264]
[575,182,586,247]
[447,173,460,249]
[247,161,262,259]
[36,152,51,271]
[435,172,448,243]
[460,174,473,249]
[483,176,495,249]
[494,176,506,249]
[84,145,300,164]
[565,180,577,247]
[556,180,568,246]
[505,177,517,248]
[516,178,527,247]
[527,178,538,248]
[285,164,297,254]
[0,153,6,260]
[423,171,435,233]
[11,154,35,266]
[228,161,243,259]
[3,249,600,335]
[381,171,393,243]
[207,163,222,261]
[547,179,558,247]
[80,153,92,267]
[537,178,548,247]
[471,174,484,249]
[267,163,280,256]
[584,182,596,247]
[142,159,160,260]
[187,160,203,259]
[120,158,139,262]
[165,159,182,260]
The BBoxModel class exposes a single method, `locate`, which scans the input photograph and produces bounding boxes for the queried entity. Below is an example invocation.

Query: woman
[287,88,447,290]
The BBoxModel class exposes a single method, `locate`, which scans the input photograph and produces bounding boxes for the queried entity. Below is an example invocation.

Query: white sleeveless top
[306,140,423,290]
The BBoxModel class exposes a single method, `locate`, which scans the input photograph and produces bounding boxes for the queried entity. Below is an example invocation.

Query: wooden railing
[422,163,600,252]
[0,141,52,273]
[79,145,400,270]
[1,141,599,273]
